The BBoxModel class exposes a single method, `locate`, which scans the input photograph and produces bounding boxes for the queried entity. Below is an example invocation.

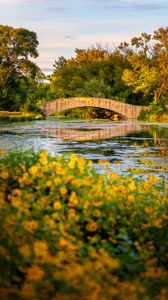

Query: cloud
[45,6,67,13]
[0,0,22,3]
[64,35,76,40]
[27,0,60,3]
[85,0,168,11]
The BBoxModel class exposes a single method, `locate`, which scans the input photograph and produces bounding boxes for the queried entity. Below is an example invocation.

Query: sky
[0,0,167,75]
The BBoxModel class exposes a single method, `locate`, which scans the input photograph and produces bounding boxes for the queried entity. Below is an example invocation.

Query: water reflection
[0,120,167,179]
[42,124,144,140]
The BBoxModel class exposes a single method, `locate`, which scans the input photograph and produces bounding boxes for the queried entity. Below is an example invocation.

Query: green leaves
[0,25,40,111]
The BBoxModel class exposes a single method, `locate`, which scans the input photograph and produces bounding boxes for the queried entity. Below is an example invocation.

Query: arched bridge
[39,97,147,120]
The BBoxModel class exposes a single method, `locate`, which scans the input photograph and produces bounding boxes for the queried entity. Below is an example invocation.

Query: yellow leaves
[122,68,137,87]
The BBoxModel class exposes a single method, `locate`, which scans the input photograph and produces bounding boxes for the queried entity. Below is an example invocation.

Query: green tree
[0,25,40,110]
[122,27,168,106]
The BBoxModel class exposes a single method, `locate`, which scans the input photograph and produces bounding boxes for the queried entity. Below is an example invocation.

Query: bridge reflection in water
[43,124,143,141]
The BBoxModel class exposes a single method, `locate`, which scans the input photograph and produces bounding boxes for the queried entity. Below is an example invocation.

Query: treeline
[51,27,168,120]
[0,25,167,120]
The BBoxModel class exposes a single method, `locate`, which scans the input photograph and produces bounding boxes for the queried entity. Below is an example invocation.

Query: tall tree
[0,25,40,110]
[122,27,168,105]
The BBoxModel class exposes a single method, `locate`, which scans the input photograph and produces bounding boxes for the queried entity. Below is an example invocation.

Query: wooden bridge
[39,97,147,120]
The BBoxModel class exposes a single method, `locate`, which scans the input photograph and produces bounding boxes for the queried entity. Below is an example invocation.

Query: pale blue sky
[0,0,167,74]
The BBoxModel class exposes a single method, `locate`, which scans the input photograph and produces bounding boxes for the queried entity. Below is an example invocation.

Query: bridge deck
[39,97,148,120]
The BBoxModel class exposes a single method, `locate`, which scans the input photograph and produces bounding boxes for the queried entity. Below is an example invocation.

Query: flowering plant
[0,151,168,299]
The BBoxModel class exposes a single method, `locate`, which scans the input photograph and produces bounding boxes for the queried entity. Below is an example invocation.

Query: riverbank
[0,150,168,300]
[0,111,44,123]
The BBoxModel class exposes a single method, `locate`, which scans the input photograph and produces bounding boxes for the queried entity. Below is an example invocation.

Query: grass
[0,112,44,123]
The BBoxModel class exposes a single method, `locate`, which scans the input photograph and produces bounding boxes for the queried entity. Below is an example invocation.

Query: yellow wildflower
[19,245,32,258]
[26,265,44,282]
[128,181,136,191]
[69,208,76,218]
[0,171,9,179]
[68,154,77,169]
[144,207,152,214]
[39,150,48,164]
[23,220,38,233]
[29,165,39,176]
[93,209,101,217]
[86,220,98,232]
[53,177,61,185]
[12,189,22,197]
[59,237,68,247]
[94,201,103,207]
[69,191,78,207]
[77,157,85,172]
[59,186,67,196]
[53,201,62,210]
[34,240,48,259]
[18,172,29,184]
[153,218,162,228]
[21,282,35,298]
[127,195,134,203]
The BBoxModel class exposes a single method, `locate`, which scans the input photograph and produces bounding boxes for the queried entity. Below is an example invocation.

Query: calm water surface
[0,120,168,179]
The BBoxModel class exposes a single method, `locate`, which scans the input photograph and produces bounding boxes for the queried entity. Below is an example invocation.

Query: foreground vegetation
[0,151,168,300]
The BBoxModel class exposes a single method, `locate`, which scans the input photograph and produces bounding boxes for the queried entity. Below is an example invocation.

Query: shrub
[0,113,44,123]
[0,151,168,300]
[139,102,168,122]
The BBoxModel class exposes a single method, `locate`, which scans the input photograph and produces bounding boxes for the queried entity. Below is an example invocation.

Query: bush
[0,151,168,300]
[139,102,168,122]
[0,113,44,123]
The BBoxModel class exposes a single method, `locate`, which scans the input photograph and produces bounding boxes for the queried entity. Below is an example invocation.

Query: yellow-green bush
[0,151,168,300]
[0,114,44,123]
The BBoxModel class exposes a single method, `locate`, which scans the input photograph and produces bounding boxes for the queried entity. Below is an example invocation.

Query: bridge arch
[39,97,147,120]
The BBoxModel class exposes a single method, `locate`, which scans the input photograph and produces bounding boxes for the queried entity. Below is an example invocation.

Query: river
[0,120,168,179]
